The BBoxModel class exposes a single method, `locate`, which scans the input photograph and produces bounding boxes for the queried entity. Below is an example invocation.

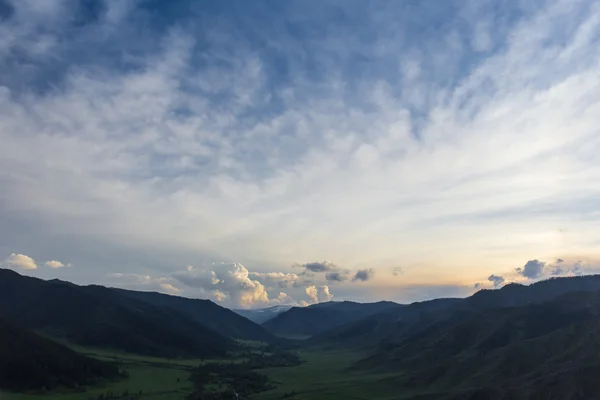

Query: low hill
[0,269,229,358]
[0,319,121,392]
[115,289,279,343]
[233,305,292,324]
[358,289,600,399]
[262,301,400,338]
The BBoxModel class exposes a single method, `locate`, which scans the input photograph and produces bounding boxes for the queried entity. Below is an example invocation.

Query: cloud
[2,253,37,270]
[295,261,337,273]
[249,271,300,288]
[44,260,66,268]
[106,273,181,295]
[305,285,333,304]
[474,282,482,289]
[173,263,270,308]
[392,267,403,276]
[516,260,545,279]
[325,271,349,282]
[488,274,505,288]
[353,269,374,282]
[0,1,599,304]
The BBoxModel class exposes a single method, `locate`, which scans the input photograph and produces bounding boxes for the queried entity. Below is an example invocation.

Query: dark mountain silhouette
[464,275,600,310]
[312,275,600,348]
[0,268,229,358]
[358,289,600,400]
[233,305,292,324]
[310,298,462,347]
[114,288,279,343]
[262,300,400,337]
[0,318,121,392]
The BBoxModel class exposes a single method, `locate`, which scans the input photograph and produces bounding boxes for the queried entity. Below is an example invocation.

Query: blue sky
[1,0,599,308]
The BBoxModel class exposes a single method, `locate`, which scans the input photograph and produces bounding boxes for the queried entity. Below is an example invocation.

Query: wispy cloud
[1,0,599,303]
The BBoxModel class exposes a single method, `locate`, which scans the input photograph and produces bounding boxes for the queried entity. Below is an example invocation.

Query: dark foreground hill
[0,319,121,392]
[358,289,600,400]
[115,289,278,343]
[0,269,229,358]
[262,300,400,337]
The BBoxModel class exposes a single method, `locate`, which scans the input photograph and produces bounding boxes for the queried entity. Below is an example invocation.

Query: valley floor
[251,348,403,400]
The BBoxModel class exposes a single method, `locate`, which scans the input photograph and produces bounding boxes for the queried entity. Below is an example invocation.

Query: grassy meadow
[1,343,411,400]
[0,348,199,400]
[250,348,402,400]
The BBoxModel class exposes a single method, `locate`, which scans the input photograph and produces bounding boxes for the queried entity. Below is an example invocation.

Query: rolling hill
[0,269,229,358]
[262,300,400,338]
[0,318,121,392]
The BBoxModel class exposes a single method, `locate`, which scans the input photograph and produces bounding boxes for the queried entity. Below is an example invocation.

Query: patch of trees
[187,349,302,399]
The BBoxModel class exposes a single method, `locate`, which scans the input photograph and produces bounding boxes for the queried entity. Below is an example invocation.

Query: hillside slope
[0,319,121,392]
[115,289,278,343]
[0,269,229,358]
[359,289,600,399]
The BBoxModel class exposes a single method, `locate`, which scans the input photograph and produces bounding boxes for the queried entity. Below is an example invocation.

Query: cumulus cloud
[106,273,181,294]
[249,271,300,288]
[173,263,270,308]
[3,253,37,270]
[488,274,505,288]
[516,260,545,279]
[353,269,374,282]
[305,285,333,304]
[474,282,482,289]
[44,260,66,268]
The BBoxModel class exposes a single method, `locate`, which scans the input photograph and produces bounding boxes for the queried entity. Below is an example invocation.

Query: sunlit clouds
[1,0,599,307]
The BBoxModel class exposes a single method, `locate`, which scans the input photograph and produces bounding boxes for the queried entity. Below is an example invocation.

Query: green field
[0,349,199,400]
[251,348,402,400]
[1,345,410,400]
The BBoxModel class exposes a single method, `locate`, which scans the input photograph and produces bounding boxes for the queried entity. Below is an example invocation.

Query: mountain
[464,275,600,310]
[0,269,229,358]
[115,289,279,343]
[310,298,462,347]
[357,289,600,400]
[0,318,121,392]
[312,275,600,349]
[262,300,400,338]
[233,305,292,324]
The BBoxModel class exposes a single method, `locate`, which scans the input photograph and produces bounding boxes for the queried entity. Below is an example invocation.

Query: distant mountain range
[233,305,292,324]
[261,300,400,338]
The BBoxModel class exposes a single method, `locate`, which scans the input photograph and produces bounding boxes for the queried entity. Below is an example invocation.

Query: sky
[1,0,599,309]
